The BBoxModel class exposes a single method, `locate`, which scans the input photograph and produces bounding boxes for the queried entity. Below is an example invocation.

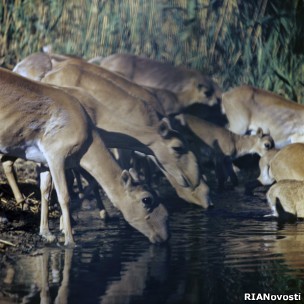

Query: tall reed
[0,0,303,101]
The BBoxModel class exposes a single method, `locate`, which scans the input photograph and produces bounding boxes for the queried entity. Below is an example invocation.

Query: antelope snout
[149,230,170,244]
[200,195,213,209]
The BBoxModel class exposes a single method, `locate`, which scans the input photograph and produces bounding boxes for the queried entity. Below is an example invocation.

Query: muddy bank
[0,171,60,255]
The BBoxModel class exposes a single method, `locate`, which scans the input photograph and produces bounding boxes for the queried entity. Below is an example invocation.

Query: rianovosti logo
[244,293,301,301]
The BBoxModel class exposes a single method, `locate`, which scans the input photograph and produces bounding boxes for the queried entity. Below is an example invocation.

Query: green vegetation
[0,0,303,101]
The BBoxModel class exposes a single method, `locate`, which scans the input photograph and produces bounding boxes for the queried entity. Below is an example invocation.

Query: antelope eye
[264,142,271,149]
[204,88,214,97]
[197,83,204,90]
[142,197,153,206]
[172,145,186,154]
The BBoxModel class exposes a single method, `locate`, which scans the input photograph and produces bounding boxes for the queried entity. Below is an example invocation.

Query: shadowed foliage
[0,0,303,100]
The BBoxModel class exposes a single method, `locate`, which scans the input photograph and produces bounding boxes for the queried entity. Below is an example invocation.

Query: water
[1,187,304,304]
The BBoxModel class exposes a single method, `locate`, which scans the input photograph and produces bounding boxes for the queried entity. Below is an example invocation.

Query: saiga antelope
[175,114,274,190]
[90,53,222,111]
[0,68,169,245]
[222,85,304,148]
[259,143,304,220]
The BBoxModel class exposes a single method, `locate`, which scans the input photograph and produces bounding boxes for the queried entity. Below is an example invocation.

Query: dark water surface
[1,187,304,304]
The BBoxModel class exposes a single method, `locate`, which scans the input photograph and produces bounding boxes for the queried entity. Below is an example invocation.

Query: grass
[0,0,303,101]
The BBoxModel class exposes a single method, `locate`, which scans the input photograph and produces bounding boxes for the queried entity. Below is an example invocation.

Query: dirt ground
[0,160,61,255]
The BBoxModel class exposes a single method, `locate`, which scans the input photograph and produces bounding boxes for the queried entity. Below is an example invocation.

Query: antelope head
[179,70,222,107]
[118,169,169,244]
[251,127,275,156]
[13,52,52,81]
[153,118,200,189]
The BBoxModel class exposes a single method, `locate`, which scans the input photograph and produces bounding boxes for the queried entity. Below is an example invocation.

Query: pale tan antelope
[0,68,169,245]
[90,53,222,110]
[268,143,304,182]
[262,143,304,219]
[175,114,274,190]
[222,85,304,148]
[267,180,304,220]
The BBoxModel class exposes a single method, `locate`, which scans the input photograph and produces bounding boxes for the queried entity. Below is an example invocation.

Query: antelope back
[98,53,222,107]
[270,143,304,181]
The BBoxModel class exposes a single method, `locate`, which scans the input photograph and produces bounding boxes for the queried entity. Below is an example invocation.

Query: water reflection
[1,191,304,303]
[0,247,72,304]
[100,246,168,304]
[272,223,304,278]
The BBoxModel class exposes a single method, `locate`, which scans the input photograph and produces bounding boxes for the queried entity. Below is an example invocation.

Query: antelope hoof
[41,231,56,243]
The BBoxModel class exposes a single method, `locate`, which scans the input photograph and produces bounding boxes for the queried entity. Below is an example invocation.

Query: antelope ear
[256,127,263,138]
[158,117,172,137]
[129,168,146,183]
[174,114,187,126]
[129,168,143,183]
[120,170,132,188]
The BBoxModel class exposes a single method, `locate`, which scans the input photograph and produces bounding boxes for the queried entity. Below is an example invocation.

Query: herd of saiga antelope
[1,51,304,247]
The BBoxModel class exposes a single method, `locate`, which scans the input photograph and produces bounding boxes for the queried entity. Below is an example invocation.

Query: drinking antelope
[267,180,304,220]
[222,85,304,148]
[0,68,169,245]
[262,143,304,220]
[175,114,274,190]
